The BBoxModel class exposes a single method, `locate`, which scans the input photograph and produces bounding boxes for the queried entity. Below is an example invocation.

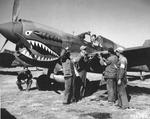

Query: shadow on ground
[127,85,150,95]
[1,108,16,119]
[80,112,112,119]
[86,79,102,96]
[27,73,150,97]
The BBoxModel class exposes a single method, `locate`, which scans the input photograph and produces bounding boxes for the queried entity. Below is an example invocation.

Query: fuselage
[0,19,96,68]
[0,19,149,72]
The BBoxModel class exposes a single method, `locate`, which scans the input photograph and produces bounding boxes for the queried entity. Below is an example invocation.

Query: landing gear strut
[140,71,144,81]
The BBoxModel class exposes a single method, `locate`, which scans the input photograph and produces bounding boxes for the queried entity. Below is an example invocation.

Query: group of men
[101,47,130,109]
[60,45,89,104]
[16,42,130,109]
[60,45,130,109]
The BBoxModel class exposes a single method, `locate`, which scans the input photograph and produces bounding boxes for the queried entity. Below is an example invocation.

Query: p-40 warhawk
[0,0,150,90]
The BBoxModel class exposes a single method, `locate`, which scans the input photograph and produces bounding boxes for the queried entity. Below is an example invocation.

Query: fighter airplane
[0,0,150,90]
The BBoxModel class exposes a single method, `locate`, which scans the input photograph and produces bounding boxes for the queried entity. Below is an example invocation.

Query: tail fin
[143,39,150,46]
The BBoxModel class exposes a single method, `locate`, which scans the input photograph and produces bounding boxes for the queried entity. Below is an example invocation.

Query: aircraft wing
[123,46,150,67]
[0,49,32,68]
[87,45,150,73]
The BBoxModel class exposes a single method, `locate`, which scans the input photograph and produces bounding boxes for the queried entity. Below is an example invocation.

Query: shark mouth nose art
[20,40,59,61]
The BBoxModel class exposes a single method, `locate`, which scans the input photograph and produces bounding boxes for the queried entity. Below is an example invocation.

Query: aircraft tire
[36,74,51,90]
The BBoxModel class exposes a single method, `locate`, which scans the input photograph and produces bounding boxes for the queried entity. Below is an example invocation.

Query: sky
[0,0,150,51]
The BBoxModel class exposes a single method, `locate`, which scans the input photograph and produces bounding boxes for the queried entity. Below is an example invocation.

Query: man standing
[60,48,76,104]
[115,47,129,109]
[76,45,89,99]
[101,48,118,105]
[90,34,97,47]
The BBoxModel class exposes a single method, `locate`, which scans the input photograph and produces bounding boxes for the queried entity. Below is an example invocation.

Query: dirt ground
[1,67,150,119]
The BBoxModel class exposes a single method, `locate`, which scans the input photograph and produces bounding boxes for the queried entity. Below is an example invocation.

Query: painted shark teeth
[20,40,59,61]
[20,49,32,59]
[20,48,58,62]
[27,40,59,57]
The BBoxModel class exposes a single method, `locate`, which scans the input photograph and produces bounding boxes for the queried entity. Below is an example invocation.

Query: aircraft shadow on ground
[31,74,150,97]
[85,79,150,100]
[80,112,112,119]
[1,108,16,119]
[34,75,103,97]
[48,77,103,101]
[127,85,150,95]
[49,77,104,98]
[86,79,103,96]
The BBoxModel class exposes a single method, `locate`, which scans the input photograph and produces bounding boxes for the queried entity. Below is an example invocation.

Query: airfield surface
[1,67,150,119]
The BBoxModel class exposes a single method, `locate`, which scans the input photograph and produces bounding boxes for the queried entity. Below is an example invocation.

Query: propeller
[0,0,21,52]
[0,39,8,52]
[12,0,21,22]
[12,0,35,59]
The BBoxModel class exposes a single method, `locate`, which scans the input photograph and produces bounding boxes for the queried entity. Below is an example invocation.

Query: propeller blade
[12,0,21,22]
[0,39,8,52]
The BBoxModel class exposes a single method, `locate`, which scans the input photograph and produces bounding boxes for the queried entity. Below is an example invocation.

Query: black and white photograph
[0,0,150,119]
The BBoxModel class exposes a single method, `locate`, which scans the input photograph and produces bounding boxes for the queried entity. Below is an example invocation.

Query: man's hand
[118,79,121,85]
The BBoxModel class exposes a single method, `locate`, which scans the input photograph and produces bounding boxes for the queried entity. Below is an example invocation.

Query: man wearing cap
[90,34,98,47]
[101,47,118,105]
[76,45,89,99]
[115,47,129,109]
[60,48,76,104]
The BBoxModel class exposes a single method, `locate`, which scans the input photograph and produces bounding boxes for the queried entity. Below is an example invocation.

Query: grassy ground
[1,67,150,119]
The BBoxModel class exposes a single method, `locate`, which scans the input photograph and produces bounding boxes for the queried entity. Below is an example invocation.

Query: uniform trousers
[79,70,87,98]
[117,82,129,108]
[106,78,117,102]
[63,76,76,103]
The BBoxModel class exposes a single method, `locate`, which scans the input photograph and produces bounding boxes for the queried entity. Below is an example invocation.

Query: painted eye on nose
[25,31,33,36]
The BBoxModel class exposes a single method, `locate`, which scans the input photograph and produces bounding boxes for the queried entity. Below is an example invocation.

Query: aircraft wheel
[36,74,51,90]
